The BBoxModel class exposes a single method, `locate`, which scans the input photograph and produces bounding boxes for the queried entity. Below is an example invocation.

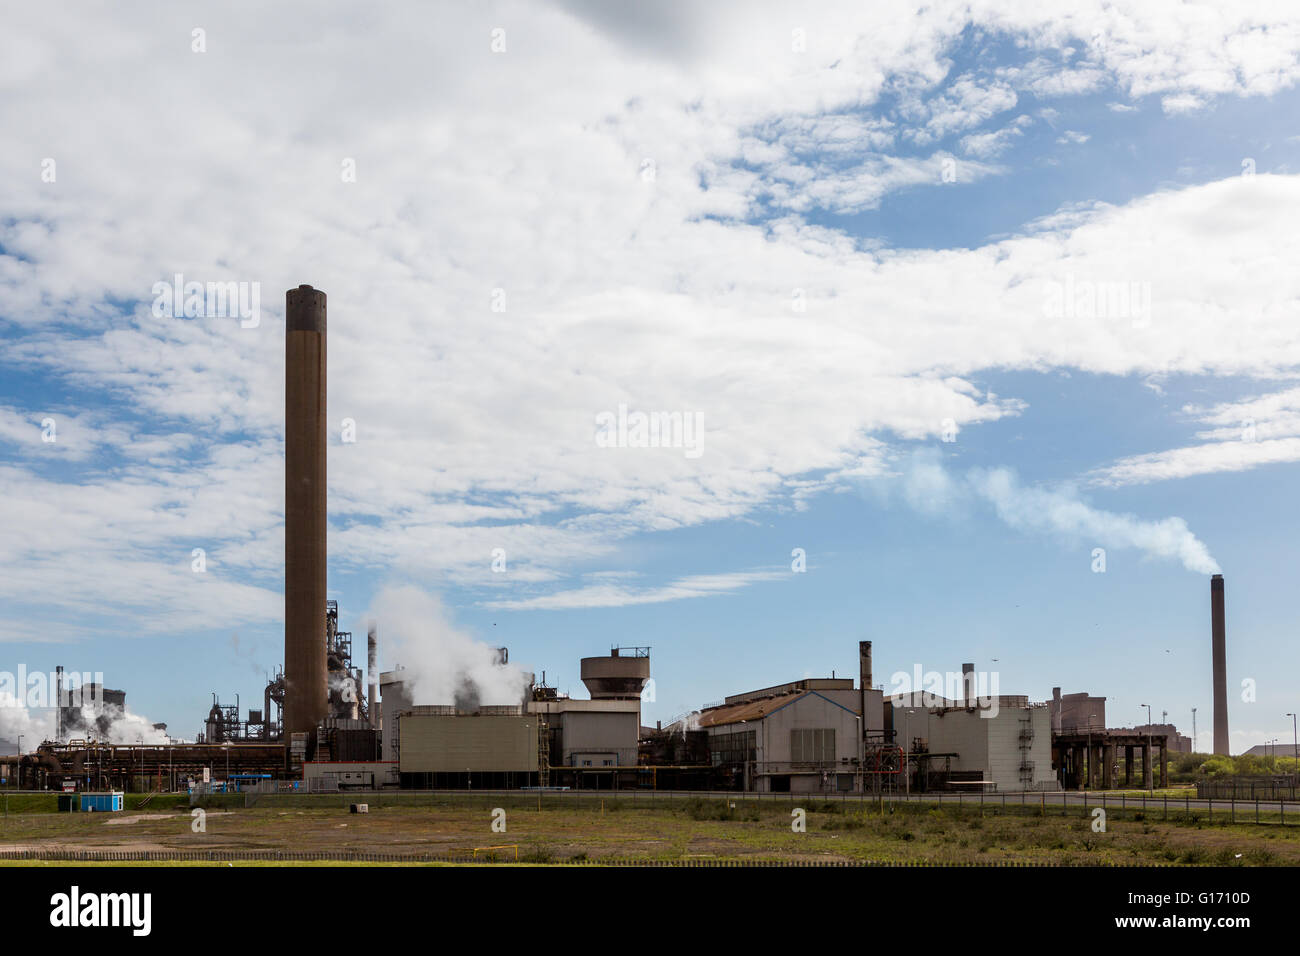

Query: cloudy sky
[3,1,1299,751]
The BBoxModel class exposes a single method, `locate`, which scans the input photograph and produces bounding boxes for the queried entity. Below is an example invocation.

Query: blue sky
[2,2,1300,752]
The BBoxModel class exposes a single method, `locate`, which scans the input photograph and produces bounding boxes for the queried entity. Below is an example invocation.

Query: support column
[1142,742,1152,789]
[1124,745,1133,787]
[1102,742,1114,789]
[1159,740,1168,789]
[1076,744,1086,791]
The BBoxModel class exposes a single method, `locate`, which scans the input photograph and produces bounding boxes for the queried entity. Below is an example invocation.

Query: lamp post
[1192,708,1197,753]
[1287,714,1298,774]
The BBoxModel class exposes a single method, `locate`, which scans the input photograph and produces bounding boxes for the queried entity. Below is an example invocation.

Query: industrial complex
[5,287,1242,800]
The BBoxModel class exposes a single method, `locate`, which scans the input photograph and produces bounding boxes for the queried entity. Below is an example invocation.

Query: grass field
[3,794,1300,865]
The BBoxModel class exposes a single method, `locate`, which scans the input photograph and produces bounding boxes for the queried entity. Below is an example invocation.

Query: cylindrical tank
[284,285,328,743]
[580,650,650,699]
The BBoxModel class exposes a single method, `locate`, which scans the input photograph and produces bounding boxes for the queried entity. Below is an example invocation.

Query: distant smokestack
[859,641,872,740]
[1211,574,1229,755]
[284,285,328,743]
[962,663,975,704]
[367,624,378,730]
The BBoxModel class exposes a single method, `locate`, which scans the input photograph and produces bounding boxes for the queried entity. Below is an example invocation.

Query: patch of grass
[680,798,759,822]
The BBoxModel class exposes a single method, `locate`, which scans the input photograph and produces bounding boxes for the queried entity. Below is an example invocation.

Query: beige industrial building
[378,648,647,788]
[888,691,1057,791]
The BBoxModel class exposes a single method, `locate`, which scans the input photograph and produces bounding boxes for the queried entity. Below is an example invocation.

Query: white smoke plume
[365,585,531,708]
[0,690,169,748]
[896,450,1220,574]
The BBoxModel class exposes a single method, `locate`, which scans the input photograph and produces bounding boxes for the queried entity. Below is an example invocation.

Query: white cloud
[1,1,1298,631]
[1094,386,1300,485]
[960,115,1033,158]
[483,570,788,610]
[1162,92,1209,114]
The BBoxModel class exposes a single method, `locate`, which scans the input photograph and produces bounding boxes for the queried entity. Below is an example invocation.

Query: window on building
[708,728,757,766]
[790,728,836,765]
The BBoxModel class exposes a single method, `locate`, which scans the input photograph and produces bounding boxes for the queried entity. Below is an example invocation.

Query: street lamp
[1286,714,1298,774]
[1192,708,1197,753]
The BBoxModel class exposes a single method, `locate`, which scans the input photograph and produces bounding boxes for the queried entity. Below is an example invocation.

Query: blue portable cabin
[80,792,124,812]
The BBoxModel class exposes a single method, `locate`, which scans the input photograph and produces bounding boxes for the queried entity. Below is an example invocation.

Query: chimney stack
[1211,574,1229,755]
[859,641,872,741]
[367,624,378,730]
[962,662,975,705]
[284,285,328,743]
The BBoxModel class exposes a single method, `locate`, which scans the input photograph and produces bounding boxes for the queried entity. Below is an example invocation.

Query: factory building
[698,679,875,792]
[889,691,1057,791]
[376,648,647,790]
[1050,689,1106,733]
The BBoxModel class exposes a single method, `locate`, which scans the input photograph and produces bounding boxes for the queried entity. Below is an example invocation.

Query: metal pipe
[284,285,328,745]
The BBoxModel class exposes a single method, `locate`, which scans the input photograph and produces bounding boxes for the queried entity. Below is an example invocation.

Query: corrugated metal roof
[697,691,806,728]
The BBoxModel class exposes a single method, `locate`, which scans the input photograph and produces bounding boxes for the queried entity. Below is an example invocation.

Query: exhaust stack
[283,285,328,742]
[1211,574,1229,755]
[367,625,378,730]
[858,641,872,740]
